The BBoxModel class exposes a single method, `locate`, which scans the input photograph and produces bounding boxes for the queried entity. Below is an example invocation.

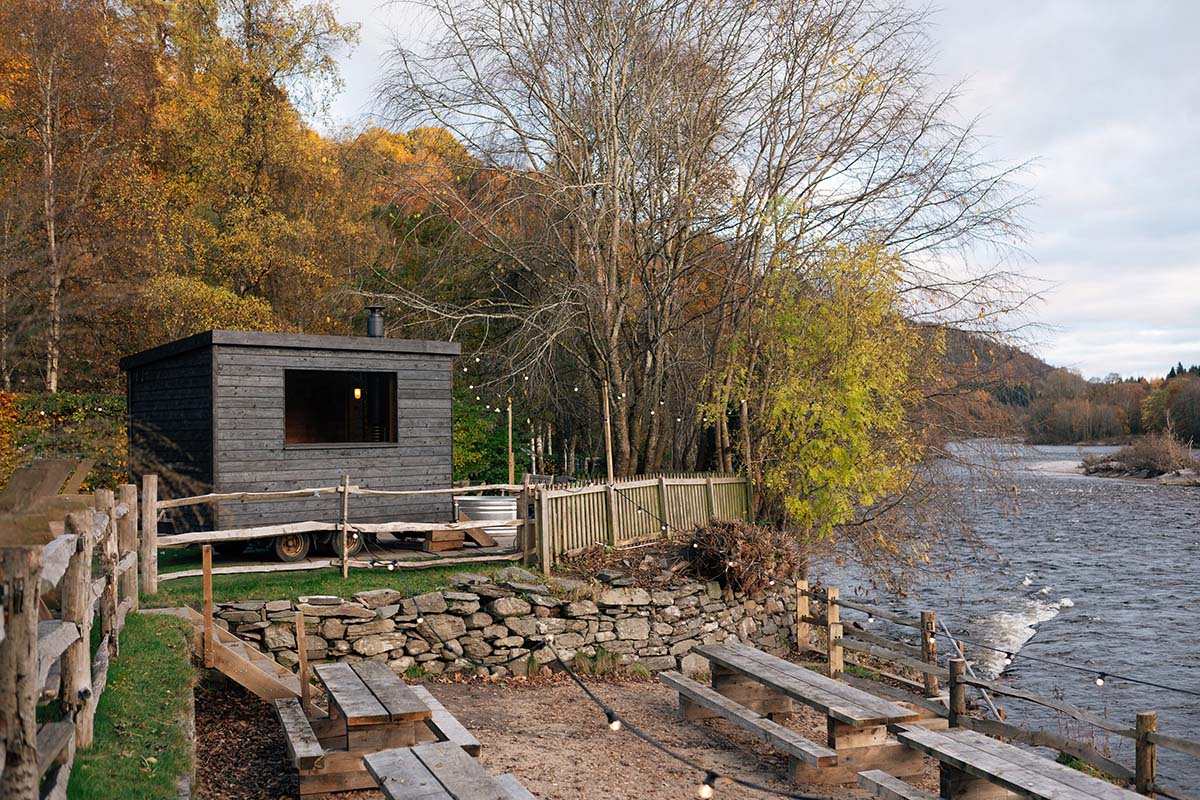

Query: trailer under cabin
[120,329,460,552]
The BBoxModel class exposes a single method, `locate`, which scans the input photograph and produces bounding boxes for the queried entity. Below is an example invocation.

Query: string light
[1095,673,1106,687]
[605,709,622,731]
[698,771,718,799]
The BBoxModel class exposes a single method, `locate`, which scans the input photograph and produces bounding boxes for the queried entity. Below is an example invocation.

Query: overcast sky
[327,0,1199,380]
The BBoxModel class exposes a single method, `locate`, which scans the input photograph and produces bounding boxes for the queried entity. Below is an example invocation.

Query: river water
[814,443,1200,790]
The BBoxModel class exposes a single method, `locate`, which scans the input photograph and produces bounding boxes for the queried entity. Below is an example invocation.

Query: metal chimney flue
[365,305,385,338]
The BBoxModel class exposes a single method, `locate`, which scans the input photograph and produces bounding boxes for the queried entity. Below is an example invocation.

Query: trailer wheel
[273,533,311,562]
[318,531,371,558]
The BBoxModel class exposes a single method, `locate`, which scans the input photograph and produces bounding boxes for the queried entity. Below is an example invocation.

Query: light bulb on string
[605,709,622,732]
[1002,652,1013,666]
[697,771,718,799]
[1095,673,1106,687]
[866,614,875,624]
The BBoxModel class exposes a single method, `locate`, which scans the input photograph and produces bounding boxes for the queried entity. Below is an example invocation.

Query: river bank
[1028,457,1200,485]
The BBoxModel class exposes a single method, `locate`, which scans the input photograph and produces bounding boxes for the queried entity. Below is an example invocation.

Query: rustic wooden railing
[142,472,752,585]
[0,486,141,800]
[797,580,1200,799]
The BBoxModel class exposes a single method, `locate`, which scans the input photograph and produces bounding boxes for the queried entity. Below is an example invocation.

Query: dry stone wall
[213,567,798,678]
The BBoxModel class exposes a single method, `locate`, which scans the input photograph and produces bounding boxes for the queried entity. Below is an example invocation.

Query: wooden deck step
[410,684,481,756]
[858,770,939,800]
[659,670,837,767]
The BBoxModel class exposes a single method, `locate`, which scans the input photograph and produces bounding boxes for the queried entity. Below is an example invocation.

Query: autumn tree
[378,0,1029,476]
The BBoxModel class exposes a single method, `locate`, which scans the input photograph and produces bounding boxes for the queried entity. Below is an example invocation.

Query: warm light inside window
[353,387,362,400]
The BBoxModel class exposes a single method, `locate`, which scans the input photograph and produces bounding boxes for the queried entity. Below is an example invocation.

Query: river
[814,442,1200,790]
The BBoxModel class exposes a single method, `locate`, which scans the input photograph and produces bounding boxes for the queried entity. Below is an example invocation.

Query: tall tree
[378,0,1029,476]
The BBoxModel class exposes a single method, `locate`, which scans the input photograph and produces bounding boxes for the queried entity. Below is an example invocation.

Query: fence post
[825,587,842,679]
[743,474,755,523]
[95,489,119,655]
[339,474,351,580]
[0,545,43,799]
[948,658,966,728]
[604,484,617,547]
[507,397,515,485]
[601,380,615,483]
[704,476,716,520]
[1136,711,1157,794]
[117,483,138,612]
[795,579,810,652]
[139,473,158,595]
[202,545,214,669]
[535,485,551,575]
[921,610,939,697]
[296,610,312,715]
[656,475,669,536]
[61,512,95,749]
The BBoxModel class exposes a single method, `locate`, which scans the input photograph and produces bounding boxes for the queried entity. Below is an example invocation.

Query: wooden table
[365,742,535,800]
[693,642,923,784]
[895,725,1146,800]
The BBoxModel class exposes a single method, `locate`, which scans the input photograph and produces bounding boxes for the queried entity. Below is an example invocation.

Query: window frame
[282,368,400,448]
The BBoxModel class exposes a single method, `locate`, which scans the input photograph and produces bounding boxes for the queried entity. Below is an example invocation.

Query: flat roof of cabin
[119,329,461,370]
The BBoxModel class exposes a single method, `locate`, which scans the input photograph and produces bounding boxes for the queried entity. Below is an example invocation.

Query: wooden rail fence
[140,472,752,587]
[796,580,1200,799]
[0,485,142,800]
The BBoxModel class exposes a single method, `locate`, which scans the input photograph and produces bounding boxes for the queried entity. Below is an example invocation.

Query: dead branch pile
[686,519,801,594]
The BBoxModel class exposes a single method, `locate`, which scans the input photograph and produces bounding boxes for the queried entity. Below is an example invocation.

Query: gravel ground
[194,671,939,800]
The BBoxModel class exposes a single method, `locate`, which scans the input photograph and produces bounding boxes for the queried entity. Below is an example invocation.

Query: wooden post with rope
[948,658,966,728]
[921,610,939,697]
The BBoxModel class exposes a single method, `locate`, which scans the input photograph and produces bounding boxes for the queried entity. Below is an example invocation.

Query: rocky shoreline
[1081,462,1200,485]
[211,565,796,679]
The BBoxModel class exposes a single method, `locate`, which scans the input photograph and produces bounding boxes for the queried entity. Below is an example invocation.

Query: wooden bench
[689,642,923,785]
[365,741,537,799]
[858,769,938,800]
[660,671,837,768]
[894,724,1146,800]
[411,684,481,755]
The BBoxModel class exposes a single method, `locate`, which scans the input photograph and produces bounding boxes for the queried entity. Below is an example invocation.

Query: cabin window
[284,370,397,445]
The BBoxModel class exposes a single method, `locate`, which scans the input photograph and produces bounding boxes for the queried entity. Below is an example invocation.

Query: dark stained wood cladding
[123,332,458,533]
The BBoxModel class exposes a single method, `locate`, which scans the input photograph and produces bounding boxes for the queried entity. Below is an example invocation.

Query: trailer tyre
[318,531,370,558]
[273,533,311,562]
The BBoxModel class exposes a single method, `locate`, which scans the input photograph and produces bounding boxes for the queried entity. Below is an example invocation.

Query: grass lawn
[142,560,511,608]
[69,613,195,800]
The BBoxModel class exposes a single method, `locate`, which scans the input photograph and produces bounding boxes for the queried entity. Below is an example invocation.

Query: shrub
[686,519,801,594]
[1082,432,1197,476]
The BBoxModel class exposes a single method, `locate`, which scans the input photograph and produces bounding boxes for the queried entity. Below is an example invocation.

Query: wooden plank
[314,663,389,725]
[36,721,75,777]
[896,724,1139,800]
[39,534,77,588]
[696,643,915,726]
[843,626,924,660]
[36,621,79,689]
[1148,731,1200,759]
[350,661,431,721]
[462,527,497,548]
[959,715,1134,782]
[212,637,299,702]
[60,459,95,495]
[838,673,948,719]
[494,774,536,800]
[857,769,938,800]
[831,597,922,629]
[157,486,343,509]
[960,675,1134,737]
[159,560,332,582]
[839,637,949,679]
[410,685,481,756]
[412,741,511,800]
[659,671,836,767]
[274,698,325,770]
[157,520,336,547]
[364,746,451,800]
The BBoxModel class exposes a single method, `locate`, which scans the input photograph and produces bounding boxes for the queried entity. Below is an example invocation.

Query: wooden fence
[535,473,752,568]
[140,472,751,584]
[796,581,1200,799]
[0,485,141,800]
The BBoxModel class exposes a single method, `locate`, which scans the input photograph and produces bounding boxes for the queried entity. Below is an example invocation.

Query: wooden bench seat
[659,671,837,767]
[895,724,1145,800]
[411,684,481,756]
[858,769,939,800]
[365,741,536,799]
[275,698,325,771]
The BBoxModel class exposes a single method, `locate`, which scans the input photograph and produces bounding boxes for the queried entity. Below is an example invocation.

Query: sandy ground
[195,673,940,800]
